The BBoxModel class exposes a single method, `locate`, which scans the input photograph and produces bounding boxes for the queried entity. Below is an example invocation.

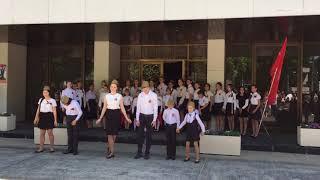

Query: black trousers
[137,114,153,155]
[166,123,177,158]
[66,115,79,153]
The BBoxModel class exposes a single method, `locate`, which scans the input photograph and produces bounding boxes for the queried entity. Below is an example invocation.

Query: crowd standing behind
[35,77,301,162]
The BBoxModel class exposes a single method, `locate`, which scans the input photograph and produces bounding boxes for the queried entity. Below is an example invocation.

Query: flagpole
[258,67,278,133]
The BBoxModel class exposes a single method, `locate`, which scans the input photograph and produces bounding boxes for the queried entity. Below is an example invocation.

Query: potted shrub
[0,112,16,131]
[297,123,320,147]
[200,130,241,156]
[34,123,68,146]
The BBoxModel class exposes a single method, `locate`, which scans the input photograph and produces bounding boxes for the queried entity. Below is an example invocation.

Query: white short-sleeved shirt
[214,90,226,103]
[250,92,261,105]
[199,96,209,107]
[123,95,133,106]
[38,98,57,113]
[205,90,214,101]
[106,93,122,110]
[193,89,200,100]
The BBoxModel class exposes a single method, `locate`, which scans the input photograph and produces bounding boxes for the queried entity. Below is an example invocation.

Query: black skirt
[248,105,261,121]
[194,100,199,109]
[225,103,235,116]
[186,120,201,142]
[237,107,249,118]
[213,102,224,116]
[105,109,120,135]
[200,105,210,121]
[176,97,181,108]
[38,112,54,130]
[87,99,97,119]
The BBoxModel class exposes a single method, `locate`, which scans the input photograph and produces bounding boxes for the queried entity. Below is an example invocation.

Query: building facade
[0,0,320,132]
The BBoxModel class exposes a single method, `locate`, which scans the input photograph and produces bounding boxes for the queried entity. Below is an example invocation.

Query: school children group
[33,77,262,163]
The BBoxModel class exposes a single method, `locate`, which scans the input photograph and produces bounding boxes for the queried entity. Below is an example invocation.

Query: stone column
[207,19,225,88]
[94,23,120,89]
[0,25,27,121]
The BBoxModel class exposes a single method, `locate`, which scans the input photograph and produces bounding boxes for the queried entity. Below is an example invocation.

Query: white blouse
[178,111,205,133]
[105,93,122,110]
[250,92,261,105]
[38,98,57,113]
[199,96,209,107]
[123,95,133,106]
[214,90,226,103]
[193,89,200,100]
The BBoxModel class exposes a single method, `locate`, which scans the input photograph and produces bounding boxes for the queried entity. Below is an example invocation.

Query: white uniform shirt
[163,94,173,107]
[250,92,261,105]
[177,86,187,105]
[199,96,209,107]
[157,83,167,96]
[123,95,133,106]
[193,89,200,101]
[98,92,107,108]
[130,86,141,97]
[62,100,83,121]
[75,89,85,108]
[85,90,96,102]
[224,91,237,110]
[105,93,122,110]
[178,111,205,133]
[38,98,57,113]
[170,88,178,103]
[205,90,214,102]
[136,91,158,122]
[61,88,76,100]
[186,84,194,100]
[214,90,226,103]
[162,108,180,126]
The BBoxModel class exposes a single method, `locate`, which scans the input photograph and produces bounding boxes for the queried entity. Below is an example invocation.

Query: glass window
[302,44,320,123]
[187,61,207,83]
[225,45,251,88]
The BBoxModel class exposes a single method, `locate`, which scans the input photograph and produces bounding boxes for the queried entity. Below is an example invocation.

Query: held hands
[151,121,156,128]
[126,118,132,124]
[176,128,180,134]
[96,118,102,125]
[200,132,204,136]
[54,121,58,127]
[135,120,140,127]
[71,120,77,126]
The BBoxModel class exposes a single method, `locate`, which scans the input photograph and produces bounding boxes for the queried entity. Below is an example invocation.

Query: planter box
[200,135,241,156]
[0,115,16,131]
[297,126,320,147]
[34,127,67,146]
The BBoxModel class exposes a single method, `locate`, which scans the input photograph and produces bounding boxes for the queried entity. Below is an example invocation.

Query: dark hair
[251,84,257,89]
[215,82,223,95]
[197,90,204,95]
[205,83,211,89]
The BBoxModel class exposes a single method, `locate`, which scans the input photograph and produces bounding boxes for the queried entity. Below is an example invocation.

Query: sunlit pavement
[0,138,319,180]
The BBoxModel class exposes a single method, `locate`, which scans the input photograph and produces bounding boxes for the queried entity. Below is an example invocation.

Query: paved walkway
[0,138,319,180]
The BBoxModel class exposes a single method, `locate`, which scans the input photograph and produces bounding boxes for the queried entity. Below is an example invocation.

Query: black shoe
[184,158,190,162]
[107,154,115,159]
[73,151,78,155]
[134,153,142,159]
[195,159,200,164]
[34,149,44,153]
[166,156,170,160]
[63,150,73,154]
[171,157,175,160]
[144,154,150,160]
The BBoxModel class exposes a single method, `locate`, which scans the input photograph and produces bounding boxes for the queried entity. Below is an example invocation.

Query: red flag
[267,37,288,105]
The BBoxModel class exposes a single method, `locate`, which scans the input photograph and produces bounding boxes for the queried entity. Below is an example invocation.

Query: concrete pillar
[0,25,27,121]
[94,23,120,89]
[207,19,225,88]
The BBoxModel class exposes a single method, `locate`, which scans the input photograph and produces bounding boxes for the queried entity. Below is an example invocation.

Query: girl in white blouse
[248,85,262,138]
[213,82,226,131]
[123,89,133,130]
[176,101,205,163]
[33,87,58,153]
[224,84,237,131]
[97,80,132,159]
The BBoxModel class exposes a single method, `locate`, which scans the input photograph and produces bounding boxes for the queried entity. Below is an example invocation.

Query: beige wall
[1,0,320,25]
[207,19,225,89]
[0,26,27,121]
[94,23,120,89]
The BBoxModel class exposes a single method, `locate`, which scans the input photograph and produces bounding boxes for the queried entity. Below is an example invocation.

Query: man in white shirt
[135,81,158,160]
[61,96,83,155]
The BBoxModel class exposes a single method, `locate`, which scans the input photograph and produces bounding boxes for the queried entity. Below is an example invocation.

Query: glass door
[254,44,300,131]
